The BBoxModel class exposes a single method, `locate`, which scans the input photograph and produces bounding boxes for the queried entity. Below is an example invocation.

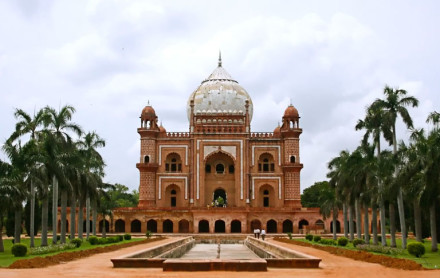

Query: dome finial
[218,50,222,67]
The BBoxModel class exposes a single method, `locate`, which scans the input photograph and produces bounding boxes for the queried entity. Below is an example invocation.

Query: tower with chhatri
[112,55,327,234]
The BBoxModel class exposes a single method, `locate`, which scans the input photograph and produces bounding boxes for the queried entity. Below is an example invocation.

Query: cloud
[0,0,439,193]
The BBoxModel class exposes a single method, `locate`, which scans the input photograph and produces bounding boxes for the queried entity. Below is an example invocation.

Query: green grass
[298,237,440,269]
[0,236,144,268]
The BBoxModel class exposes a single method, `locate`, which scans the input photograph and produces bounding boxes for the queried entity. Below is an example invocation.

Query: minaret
[281,104,303,208]
[137,103,160,207]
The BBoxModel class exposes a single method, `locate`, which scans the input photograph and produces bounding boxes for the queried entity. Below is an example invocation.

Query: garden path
[0,236,439,277]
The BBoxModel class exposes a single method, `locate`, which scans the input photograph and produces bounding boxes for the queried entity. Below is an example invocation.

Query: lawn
[0,236,145,268]
[294,237,440,269]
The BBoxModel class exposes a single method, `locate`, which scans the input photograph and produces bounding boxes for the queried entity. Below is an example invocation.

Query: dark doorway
[215,220,225,233]
[130,219,141,233]
[83,220,93,233]
[263,190,270,207]
[267,219,277,233]
[283,219,293,233]
[250,220,261,232]
[330,220,341,233]
[163,219,173,233]
[199,220,209,233]
[147,219,157,233]
[99,220,110,233]
[299,219,309,230]
[231,220,241,233]
[115,219,125,233]
[171,189,177,207]
[179,220,189,233]
[213,188,227,206]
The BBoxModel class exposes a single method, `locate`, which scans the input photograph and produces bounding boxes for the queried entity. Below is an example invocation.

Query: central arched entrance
[204,151,236,206]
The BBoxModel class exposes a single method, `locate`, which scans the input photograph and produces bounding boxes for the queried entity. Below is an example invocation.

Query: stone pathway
[0,237,439,277]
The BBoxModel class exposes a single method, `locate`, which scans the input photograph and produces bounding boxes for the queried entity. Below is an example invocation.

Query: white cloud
[1,0,439,193]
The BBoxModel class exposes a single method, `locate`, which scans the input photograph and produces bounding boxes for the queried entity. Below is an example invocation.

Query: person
[256,228,260,239]
[261,229,266,240]
[253,228,257,238]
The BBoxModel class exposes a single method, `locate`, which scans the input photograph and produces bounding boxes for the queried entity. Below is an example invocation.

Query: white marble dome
[187,57,253,121]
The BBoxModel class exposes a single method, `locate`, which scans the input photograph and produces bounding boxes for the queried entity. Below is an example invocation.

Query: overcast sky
[1,0,439,193]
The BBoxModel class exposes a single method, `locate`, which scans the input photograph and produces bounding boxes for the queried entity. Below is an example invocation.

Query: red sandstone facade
[107,58,373,235]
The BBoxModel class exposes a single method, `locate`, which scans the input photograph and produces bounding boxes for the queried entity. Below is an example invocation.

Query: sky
[1,0,439,193]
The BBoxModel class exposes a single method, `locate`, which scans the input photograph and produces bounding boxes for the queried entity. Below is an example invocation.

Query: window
[171,189,176,207]
[290,156,295,163]
[258,154,275,172]
[144,155,150,163]
[165,153,182,173]
[216,163,225,174]
[229,165,234,174]
[205,164,211,173]
[263,190,269,207]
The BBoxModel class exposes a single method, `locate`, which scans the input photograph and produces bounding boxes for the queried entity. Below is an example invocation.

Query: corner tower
[281,104,303,208]
[137,104,160,207]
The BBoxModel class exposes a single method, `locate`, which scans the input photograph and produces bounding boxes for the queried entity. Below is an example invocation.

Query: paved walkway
[0,237,439,277]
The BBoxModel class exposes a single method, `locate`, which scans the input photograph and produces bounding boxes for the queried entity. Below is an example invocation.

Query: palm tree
[1,141,30,244]
[318,181,340,240]
[44,105,82,244]
[371,85,419,249]
[396,139,424,243]
[356,104,393,246]
[77,132,105,238]
[408,122,440,251]
[96,182,115,238]
[427,111,440,127]
[7,108,48,247]
[328,150,353,239]
[0,159,24,252]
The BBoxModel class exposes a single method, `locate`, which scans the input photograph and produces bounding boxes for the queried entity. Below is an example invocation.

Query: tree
[7,108,48,247]
[44,105,82,244]
[76,132,105,239]
[371,85,419,249]
[317,181,340,240]
[301,182,329,208]
[0,159,23,252]
[328,150,354,240]
[356,104,393,246]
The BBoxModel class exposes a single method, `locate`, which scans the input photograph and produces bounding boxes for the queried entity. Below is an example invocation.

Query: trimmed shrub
[407,242,425,258]
[117,235,124,241]
[320,238,336,245]
[305,234,313,241]
[352,239,365,247]
[337,237,348,246]
[356,244,404,255]
[70,238,82,248]
[11,243,28,257]
[98,237,108,245]
[287,232,292,240]
[88,236,99,245]
[124,233,132,240]
[313,235,321,242]
[30,243,76,255]
[146,230,152,239]
[108,236,120,243]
